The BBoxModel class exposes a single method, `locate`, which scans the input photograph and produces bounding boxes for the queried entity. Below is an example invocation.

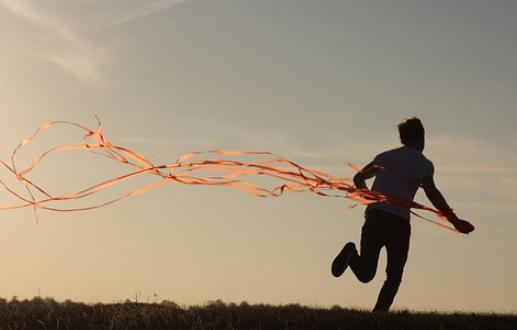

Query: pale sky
[1,0,516,312]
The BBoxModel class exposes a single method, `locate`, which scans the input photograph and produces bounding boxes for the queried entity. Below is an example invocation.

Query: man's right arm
[421,175,475,234]
[421,175,457,220]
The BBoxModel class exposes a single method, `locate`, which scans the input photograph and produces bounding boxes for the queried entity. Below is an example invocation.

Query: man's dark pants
[350,208,411,311]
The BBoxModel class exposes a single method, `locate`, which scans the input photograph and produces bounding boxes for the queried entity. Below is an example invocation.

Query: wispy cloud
[119,115,517,177]
[0,0,107,83]
[0,0,192,83]
[96,0,191,32]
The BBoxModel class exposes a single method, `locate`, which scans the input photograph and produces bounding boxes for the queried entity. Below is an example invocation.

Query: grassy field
[0,297,515,330]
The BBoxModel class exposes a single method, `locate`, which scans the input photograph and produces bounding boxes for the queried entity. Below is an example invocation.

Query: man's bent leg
[373,222,410,312]
[350,214,384,283]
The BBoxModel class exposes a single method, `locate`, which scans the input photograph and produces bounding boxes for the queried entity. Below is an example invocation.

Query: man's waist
[365,207,410,224]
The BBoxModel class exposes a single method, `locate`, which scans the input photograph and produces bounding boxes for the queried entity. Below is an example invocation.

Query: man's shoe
[331,242,356,277]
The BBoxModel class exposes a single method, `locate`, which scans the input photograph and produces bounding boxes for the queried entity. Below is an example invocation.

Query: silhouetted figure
[332,117,469,312]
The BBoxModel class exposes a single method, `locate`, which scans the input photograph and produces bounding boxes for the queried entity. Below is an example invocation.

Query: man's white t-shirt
[365,146,434,220]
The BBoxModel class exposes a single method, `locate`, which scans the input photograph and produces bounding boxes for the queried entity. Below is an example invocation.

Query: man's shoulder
[419,151,434,166]
[421,153,433,164]
[376,146,403,157]
[421,153,434,173]
[377,146,434,165]
[376,146,408,159]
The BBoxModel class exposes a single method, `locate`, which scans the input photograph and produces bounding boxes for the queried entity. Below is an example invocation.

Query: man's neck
[403,143,423,153]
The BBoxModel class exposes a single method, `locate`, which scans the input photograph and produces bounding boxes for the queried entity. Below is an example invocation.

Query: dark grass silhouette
[0,297,515,330]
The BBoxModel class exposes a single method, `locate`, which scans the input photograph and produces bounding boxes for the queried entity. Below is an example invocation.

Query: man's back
[366,146,434,220]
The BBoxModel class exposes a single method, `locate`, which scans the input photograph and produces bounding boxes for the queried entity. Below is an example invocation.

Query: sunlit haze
[1,0,516,312]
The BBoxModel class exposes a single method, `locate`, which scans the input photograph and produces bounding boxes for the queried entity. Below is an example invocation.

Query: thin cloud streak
[0,0,106,83]
[0,0,76,45]
[96,0,192,32]
[120,118,517,177]
[0,0,191,83]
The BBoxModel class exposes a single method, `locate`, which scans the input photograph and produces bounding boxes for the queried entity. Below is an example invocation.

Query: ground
[0,297,515,330]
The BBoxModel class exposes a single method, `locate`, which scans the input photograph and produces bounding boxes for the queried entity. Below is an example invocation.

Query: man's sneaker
[331,242,357,277]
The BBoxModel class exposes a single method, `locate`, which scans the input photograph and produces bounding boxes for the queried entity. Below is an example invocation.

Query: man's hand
[447,216,475,234]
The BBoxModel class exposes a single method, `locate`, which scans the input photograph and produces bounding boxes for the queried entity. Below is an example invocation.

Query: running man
[331,117,473,312]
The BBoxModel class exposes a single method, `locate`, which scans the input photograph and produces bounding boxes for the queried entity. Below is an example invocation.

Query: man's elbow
[353,173,365,188]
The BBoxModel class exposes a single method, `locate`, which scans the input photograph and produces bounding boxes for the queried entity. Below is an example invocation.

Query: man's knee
[357,270,376,283]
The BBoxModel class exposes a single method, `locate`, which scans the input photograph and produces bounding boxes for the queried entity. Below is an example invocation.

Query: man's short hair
[398,117,425,145]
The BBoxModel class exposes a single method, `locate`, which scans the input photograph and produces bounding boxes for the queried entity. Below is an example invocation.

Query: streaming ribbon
[0,118,471,234]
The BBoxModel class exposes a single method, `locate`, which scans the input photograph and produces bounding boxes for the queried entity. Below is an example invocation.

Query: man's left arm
[353,162,380,190]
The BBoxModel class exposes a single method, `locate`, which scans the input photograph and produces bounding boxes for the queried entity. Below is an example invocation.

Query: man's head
[398,117,425,152]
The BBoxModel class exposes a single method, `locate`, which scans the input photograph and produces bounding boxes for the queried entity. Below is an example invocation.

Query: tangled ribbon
[0,118,466,233]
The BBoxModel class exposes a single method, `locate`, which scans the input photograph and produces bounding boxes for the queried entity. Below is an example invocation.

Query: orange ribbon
[0,118,462,233]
